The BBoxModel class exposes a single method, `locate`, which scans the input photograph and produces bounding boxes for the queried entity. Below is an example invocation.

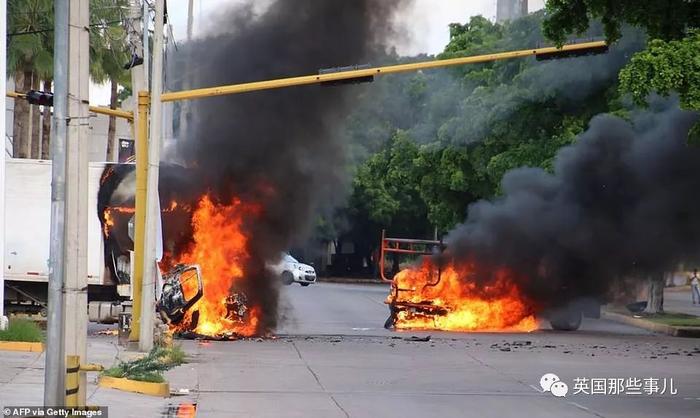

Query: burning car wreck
[379,231,600,332]
[98,163,268,340]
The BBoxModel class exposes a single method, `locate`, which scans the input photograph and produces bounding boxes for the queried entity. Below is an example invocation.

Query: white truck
[3,158,132,322]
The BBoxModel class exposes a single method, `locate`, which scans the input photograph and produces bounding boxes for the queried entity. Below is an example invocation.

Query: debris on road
[404,335,431,342]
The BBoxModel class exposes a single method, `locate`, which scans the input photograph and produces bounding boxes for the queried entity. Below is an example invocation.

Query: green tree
[542,0,698,45]
[619,32,700,142]
[89,0,131,161]
[543,0,700,143]
[7,0,131,160]
[7,0,53,158]
[414,146,480,234]
[350,131,429,237]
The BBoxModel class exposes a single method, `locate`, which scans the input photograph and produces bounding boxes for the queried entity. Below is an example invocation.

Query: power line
[7,20,124,37]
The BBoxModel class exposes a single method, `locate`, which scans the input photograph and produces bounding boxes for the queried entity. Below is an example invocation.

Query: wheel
[300,283,310,287]
[281,271,294,285]
[384,306,397,329]
[549,309,582,331]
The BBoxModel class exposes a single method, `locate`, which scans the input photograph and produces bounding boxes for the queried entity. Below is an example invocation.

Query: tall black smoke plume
[171,0,408,331]
[446,102,700,310]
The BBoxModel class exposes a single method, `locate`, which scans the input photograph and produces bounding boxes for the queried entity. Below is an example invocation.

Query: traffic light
[535,41,608,61]
[25,90,54,107]
[319,64,374,86]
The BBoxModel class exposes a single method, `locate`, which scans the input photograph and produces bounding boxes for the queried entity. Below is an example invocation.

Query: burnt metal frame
[379,229,444,283]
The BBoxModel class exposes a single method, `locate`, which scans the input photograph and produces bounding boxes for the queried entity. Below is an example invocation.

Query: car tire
[549,309,582,331]
[281,271,294,285]
[300,283,310,287]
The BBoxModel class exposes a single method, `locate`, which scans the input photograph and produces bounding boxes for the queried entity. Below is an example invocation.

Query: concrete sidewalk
[601,287,700,338]
[664,287,700,317]
[0,335,197,418]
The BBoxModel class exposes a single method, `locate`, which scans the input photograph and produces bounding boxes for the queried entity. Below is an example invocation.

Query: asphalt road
[165,282,699,418]
[276,282,652,336]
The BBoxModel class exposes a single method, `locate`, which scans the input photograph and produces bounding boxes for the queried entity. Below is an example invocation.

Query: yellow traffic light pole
[129,91,150,342]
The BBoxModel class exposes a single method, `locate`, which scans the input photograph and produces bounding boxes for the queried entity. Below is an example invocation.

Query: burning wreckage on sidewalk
[157,263,252,340]
[99,163,265,340]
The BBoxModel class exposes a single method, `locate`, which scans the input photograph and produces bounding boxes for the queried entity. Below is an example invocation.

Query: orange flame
[165,194,262,337]
[389,259,538,332]
[102,206,135,237]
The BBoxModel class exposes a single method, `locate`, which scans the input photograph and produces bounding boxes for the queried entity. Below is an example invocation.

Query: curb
[0,341,45,352]
[98,375,170,397]
[601,311,700,338]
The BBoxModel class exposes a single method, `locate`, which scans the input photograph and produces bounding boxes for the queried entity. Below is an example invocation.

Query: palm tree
[9,0,132,160]
[89,0,131,162]
[7,0,53,158]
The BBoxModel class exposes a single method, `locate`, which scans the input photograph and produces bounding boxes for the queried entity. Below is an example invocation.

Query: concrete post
[44,0,69,405]
[128,0,146,343]
[140,0,165,351]
[63,0,90,404]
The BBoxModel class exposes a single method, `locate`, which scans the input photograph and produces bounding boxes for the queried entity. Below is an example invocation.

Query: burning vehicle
[98,164,267,339]
[379,231,598,332]
[157,264,203,325]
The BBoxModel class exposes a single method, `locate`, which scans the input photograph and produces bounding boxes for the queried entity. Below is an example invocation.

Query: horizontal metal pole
[5,92,134,121]
[88,105,134,121]
[384,237,442,245]
[382,248,435,255]
[161,40,607,102]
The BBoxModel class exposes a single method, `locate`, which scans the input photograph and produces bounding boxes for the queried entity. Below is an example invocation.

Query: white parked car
[270,253,317,286]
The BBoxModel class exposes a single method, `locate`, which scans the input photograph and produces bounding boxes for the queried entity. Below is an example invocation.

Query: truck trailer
[2,158,132,323]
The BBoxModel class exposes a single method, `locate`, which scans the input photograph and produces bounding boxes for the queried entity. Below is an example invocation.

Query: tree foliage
[543,0,699,44]
[7,0,132,160]
[619,32,700,142]
[7,0,54,78]
[341,10,640,251]
[543,0,700,141]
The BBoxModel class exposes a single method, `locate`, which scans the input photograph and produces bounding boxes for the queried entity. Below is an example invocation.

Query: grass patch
[102,345,187,383]
[639,312,700,327]
[0,319,44,342]
[163,344,187,365]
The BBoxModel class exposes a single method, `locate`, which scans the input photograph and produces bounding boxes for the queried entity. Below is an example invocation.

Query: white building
[496,0,528,23]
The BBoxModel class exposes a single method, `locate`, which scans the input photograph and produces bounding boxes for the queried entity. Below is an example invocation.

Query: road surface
[147,282,699,418]
[277,282,655,336]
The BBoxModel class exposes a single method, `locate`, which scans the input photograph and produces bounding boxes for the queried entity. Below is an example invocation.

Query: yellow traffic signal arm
[6,91,134,121]
[160,40,607,102]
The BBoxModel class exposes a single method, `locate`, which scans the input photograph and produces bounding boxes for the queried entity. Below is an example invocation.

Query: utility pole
[128,0,146,343]
[143,0,150,89]
[139,0,165,351]
[0,0,8,331]
[44,0,69,405]
[179,0,194,139]
[63,0,90,404]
